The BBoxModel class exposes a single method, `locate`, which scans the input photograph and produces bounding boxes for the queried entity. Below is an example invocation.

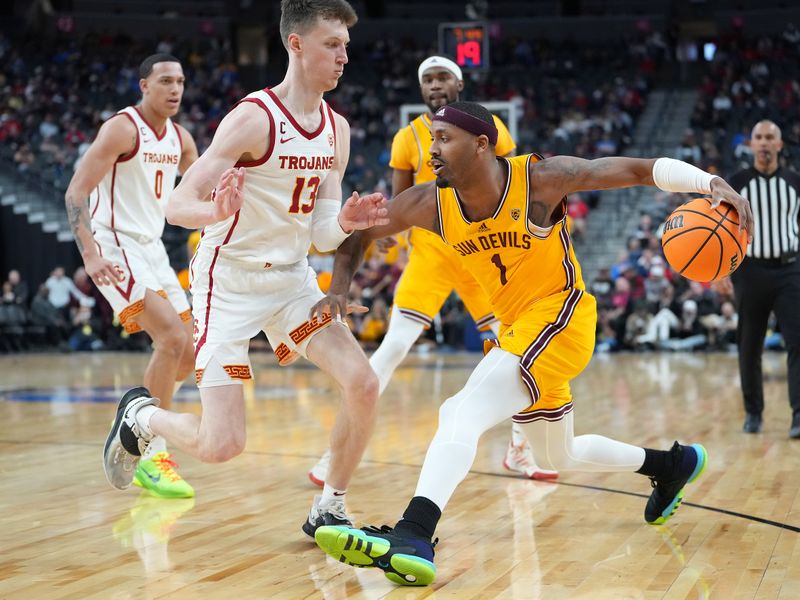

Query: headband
[431,104,498,145]
[417,56,463,84]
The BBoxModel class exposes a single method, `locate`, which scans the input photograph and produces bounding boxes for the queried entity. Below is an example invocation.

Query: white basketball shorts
[189,249,337,388]
[94,227,191,333]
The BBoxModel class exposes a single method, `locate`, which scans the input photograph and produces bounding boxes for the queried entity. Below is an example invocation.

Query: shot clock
[438,22,489,71]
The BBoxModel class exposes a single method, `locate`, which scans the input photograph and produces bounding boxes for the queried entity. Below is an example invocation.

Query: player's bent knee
[343,369,379,405]
[201,436,245,463]
[154,325,189,358]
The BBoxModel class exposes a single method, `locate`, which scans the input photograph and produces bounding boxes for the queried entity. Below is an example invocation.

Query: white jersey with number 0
[197,88,338,267]
[91,106,182,241]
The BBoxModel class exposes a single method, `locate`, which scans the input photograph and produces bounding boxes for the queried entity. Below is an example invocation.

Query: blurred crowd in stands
[589,27,800,354]
[0,23,797,353]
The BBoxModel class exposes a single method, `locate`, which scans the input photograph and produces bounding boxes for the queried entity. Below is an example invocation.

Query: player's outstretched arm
[531,156,753,240]
[309,182,438,321]
[311,114,389,251]
[166,102,267,229]
[64,115,137,286]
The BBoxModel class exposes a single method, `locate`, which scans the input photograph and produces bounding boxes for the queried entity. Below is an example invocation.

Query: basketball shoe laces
[151,452,184,482]
[321,497,348,521]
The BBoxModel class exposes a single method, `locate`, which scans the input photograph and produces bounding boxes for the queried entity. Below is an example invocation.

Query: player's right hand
[211,167,245,222]
[84,254,125,287]
[309,294,368,323]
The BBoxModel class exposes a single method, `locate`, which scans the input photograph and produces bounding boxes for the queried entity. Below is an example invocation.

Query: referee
[729,120,800,437]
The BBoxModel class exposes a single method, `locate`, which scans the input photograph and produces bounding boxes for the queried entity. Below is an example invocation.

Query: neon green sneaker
[133,452,195,498]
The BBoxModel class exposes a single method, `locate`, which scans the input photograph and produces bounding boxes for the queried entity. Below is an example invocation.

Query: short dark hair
[447,101,494,128]
[139,53,181,79]
[279,0,357,49]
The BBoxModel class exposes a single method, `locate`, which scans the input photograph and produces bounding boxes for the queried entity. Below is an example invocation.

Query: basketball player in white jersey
[66,54,198,499]
[102,0,388,536]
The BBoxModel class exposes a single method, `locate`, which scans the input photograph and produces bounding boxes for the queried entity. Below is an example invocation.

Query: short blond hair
[279,0,357,49]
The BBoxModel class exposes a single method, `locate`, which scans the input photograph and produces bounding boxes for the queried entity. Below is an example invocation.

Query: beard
[435,176,451,188]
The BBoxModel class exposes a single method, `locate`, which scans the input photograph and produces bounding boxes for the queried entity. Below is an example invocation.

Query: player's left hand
[338,192,389,232]
[710,177,754,243]
[309,294,368,322]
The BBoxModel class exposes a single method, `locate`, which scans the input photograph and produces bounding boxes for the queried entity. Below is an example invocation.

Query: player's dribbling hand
[710,178,754,243]
[211,167,245,222]
[84,254,125,287]
[338,192,389,232]
[309,294,368,323]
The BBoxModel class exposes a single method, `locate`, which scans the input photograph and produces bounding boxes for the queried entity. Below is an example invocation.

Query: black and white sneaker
[103,387,159,490]
[302,494,352,538]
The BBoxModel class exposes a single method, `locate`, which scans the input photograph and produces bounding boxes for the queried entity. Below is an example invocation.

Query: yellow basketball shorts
[393,228,496,330]
[484,289,597,423]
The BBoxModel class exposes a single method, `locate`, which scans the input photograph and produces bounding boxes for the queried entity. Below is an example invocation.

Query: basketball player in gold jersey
[310,102,753,586]
[307,56,557,486]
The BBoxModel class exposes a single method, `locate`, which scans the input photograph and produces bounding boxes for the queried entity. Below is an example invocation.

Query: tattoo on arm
[65,194,91,254]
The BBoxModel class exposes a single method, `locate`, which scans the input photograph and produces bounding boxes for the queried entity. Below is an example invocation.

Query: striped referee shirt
[728,166,800,259]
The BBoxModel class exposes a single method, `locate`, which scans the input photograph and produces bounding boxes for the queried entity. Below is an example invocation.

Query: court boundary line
[2,436,797,533]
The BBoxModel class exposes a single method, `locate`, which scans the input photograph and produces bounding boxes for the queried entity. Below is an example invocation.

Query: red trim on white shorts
[108,164,136,302]
[194,210,241,359]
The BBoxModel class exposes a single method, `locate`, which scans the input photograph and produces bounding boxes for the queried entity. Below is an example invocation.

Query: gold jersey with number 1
[437,154,597,423]
[389,112,515,330]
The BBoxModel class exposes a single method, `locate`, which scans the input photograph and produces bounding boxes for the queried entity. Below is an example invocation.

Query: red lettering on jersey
[277,155,335,170]
[142,151,179,165]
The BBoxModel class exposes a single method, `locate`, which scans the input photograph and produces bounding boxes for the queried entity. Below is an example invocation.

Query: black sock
[393,496,441,542]
[636,448,674,479]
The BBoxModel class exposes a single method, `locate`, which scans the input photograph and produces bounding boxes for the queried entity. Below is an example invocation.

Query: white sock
[521,413,646,472]
[511,422,527,446]
[143,435,167,459]
[369,309,424,394]
[134,405,158,438]
[320,483,346,506]
[489,321,501,336]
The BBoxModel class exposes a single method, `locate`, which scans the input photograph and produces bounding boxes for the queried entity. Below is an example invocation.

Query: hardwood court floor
[1,350,800,599]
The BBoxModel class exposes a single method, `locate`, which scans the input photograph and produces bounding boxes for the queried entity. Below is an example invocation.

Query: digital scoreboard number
[438,22,489,72]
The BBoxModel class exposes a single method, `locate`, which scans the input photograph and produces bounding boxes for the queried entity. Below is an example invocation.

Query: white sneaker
[103,387,159,490]
[503,440,559,480]
[301,494,352,539]
[308,449,330,487]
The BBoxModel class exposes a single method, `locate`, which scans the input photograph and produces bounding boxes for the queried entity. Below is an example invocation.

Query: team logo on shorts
[328,134,335,148]
[510,208,521,221]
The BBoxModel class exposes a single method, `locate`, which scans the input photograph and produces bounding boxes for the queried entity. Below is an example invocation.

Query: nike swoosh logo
[333,491,346,496]
[143,471,161,483]
[280,136,296,143]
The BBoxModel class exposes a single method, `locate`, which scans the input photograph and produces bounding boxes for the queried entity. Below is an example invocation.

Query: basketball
[661,197,748,282]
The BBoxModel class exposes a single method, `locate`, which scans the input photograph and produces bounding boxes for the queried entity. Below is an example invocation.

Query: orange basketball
[661,197,748,282]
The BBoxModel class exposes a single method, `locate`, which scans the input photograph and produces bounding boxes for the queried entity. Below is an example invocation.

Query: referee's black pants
[731,257,800,417]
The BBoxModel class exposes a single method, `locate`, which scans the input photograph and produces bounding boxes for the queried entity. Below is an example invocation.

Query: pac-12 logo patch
[510,208,521,221]
[328,133,335,148]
